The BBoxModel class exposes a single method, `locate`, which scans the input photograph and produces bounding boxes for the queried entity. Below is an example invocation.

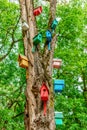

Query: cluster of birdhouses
[55,112,63,125]
[53,57,65,126]
[54,79,65,93]
[19,4,64,126]
[32,4,59,52]
[33,17,58,51]
[21,6,42,31]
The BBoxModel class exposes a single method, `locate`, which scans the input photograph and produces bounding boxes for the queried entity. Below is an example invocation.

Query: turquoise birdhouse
[55,112,63,119]
[33,33,42,45]
[55,119,63,125]
[55,111,63,125]
[51,18,58,31]
[54,79,65,92]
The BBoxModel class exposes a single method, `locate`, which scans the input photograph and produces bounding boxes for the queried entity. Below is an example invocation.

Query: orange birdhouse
[53,59,62,69]
[40,83,49,101]
[18,54,28,68]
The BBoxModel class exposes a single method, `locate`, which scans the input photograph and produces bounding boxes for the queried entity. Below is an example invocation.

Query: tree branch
[0,38,22,62]
[12,112,24,119]
[0,16,21,62]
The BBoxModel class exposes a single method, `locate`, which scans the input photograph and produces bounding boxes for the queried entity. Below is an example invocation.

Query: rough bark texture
[19,0,57,130]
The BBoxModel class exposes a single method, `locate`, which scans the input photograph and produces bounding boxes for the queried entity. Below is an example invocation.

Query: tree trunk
[19,0,57,129]
[81,70,87,105]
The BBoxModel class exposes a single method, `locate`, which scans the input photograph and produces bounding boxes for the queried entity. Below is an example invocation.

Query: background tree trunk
[19,0,57,129]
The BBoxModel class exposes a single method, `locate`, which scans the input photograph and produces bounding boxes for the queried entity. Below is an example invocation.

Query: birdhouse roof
[40,83,49,93]
[53,59,62,62]
[55,111,63,119]
[46,30,52,35]
[33,33,42,39]
[18,54,28,62]
[34,6,42,10]
[54,79,65,85]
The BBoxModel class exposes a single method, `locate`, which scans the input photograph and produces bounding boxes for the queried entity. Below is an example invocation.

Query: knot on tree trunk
[31,114,50,130]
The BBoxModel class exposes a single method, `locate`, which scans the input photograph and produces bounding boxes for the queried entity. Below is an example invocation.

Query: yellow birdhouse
[18,54,28,68]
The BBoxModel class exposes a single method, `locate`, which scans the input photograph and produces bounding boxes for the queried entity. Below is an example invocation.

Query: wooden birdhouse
[55,119,63,125]
[46,30,52,43]
[51,18,58,30]
[33,6,42,16]
[55,111,63,125]
[18,54,28,68]
[33,33,42,45]
[40,83,49,101]
[53,59,62,69]
[55,112,63,119]
[46,30,52,50]
[54,79,65,92]
[22,22,29,31]
[40,83,49,116]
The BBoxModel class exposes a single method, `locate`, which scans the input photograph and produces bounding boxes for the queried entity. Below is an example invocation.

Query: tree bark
[19,0,57,129]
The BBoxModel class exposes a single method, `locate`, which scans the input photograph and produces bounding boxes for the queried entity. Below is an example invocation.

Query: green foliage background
[0,0,87,130]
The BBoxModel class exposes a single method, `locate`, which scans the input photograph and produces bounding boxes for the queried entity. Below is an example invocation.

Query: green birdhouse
[33,33,42,45]
[55,119,63,125]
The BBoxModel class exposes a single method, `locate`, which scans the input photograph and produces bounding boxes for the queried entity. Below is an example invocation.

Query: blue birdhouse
[51,18,58,31]
[46,30,52,42]
[55,119,63,125]
[54,79,65,92]
[46,30,52,50]
[33,33,42,45]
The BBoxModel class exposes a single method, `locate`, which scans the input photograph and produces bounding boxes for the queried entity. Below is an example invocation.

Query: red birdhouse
[53,59,62,69]
[33,6,42,16]
[40,83,49,116]
[40,83,49,101]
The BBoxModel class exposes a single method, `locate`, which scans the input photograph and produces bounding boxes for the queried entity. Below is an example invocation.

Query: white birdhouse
[22,22,29,31]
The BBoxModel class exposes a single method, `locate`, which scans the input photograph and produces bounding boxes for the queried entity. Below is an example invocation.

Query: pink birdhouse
[40,83,49,116]
[33,6,42,16]
[53,59,62,69]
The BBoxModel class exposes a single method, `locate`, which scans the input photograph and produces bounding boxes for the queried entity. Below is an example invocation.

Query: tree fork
[19,0,57,129]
